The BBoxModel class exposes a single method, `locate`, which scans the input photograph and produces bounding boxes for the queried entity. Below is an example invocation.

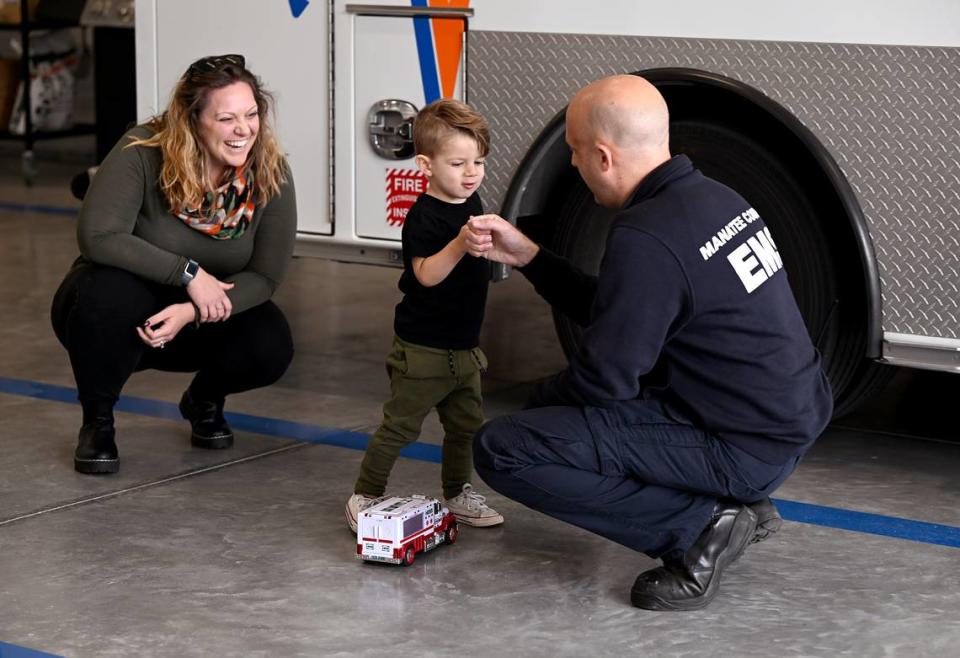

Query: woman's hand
[186,268,235,322]
[136,302,196,349]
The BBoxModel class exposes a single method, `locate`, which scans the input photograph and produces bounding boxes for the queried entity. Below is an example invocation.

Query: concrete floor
[1,156,959,658]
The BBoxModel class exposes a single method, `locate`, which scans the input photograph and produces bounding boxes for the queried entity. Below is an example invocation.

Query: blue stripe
[0,377,441,462]
[288,0,309,18]
[772,499,960,548]
[1,375,958,548]
[0,202,79,217]
[0,641,63,658]
[411,0,441,104]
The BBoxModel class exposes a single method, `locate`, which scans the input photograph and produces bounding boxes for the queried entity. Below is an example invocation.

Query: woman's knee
[235,303,294,385]
[247,337,294,387]
[52,265,156,338]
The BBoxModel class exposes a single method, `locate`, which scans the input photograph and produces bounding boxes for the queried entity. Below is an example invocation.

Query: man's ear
[415,154,432,176]
[597,143,613,172]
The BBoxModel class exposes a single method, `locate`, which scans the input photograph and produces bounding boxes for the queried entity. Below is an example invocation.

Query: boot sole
[191,433,234,449]
[631,507,758,611]
[74,457,119,474]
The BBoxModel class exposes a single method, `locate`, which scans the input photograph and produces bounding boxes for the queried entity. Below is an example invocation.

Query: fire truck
[136,0,960,416]
[357,495,458,566]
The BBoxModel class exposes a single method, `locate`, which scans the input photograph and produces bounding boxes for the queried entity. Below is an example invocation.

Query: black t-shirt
[394,192,490,349]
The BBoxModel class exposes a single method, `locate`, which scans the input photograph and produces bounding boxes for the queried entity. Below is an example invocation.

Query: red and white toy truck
[356,495,458,566]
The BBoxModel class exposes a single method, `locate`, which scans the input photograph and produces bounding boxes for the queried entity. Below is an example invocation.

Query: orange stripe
[429,0,469,99]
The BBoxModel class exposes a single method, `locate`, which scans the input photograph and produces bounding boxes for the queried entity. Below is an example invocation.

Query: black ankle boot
[74,418,119,474]
[178,390,234,449]
[630,501,758,611]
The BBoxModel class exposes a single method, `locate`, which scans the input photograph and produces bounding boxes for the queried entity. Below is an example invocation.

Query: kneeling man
[465,75,832,610]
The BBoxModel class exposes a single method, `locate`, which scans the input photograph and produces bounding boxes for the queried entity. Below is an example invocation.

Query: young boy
[345,99,504,531]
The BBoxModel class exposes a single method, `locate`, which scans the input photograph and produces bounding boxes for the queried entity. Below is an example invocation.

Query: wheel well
[501,68,882,358]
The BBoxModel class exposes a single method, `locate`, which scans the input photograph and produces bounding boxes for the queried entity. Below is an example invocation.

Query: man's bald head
[565,75,672,208]
[569,75,670,153]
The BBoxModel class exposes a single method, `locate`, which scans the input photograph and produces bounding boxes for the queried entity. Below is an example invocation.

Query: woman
[51,54,296,474]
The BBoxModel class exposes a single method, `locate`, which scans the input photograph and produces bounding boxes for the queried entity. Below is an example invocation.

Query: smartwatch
[181,259,200,286]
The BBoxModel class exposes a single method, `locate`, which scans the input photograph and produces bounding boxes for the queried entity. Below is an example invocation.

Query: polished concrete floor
[1,156,959,658]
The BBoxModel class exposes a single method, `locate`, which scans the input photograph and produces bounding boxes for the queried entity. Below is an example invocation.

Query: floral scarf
[177,166,256,240]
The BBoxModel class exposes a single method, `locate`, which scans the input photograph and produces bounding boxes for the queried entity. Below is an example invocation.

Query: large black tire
[548,111,893,418]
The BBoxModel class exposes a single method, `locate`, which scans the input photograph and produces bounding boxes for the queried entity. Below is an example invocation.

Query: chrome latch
[368,100,418,159]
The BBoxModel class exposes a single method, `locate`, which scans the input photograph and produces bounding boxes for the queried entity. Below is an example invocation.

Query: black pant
[51,263,294,419]
[473,399,800,559]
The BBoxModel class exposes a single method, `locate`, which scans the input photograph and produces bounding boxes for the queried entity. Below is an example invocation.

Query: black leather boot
[749,497,783,543]
[630,501,758,611]
[74,418,119,474]
[178,389,234,449]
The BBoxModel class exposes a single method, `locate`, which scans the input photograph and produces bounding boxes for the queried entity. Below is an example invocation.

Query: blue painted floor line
[0,201,79,217]
[0,641,63,658]
[1,375,958,549]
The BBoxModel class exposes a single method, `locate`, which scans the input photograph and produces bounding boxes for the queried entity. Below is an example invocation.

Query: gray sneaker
[345,493,376,533]
[445,484,504,527]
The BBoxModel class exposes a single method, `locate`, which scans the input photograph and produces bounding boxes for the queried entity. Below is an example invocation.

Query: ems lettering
[727,227,783,293]
[699,207,761,261]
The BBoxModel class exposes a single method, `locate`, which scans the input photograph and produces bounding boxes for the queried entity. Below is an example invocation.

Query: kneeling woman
[52,54,296,474]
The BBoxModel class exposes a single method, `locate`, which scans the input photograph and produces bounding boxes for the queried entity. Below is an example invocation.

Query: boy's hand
[464,217,492,258]
[466,215,539,267]
[456,223,476,255]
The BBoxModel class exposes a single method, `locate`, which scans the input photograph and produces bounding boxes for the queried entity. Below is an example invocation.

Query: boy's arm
[411,224,471,287]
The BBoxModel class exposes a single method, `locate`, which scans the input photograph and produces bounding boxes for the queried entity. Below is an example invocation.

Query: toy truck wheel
[444,522,459,545]
[402,546,416,567]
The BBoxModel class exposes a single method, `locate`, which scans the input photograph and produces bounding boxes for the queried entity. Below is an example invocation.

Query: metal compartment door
[140,0,330,235]
[350,6,467,240]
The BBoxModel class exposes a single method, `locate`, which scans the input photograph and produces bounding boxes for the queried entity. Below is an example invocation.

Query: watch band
[181,259,200,286]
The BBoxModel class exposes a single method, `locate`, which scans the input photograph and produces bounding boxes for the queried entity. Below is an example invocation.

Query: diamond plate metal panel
[469,32,960,339]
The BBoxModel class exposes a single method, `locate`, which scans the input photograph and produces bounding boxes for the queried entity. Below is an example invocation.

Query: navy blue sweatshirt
[522,155,833,463]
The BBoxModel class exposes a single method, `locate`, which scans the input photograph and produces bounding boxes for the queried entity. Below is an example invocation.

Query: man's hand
[186,268,234,322]
[136,302,195,349]
[466,215,540,267]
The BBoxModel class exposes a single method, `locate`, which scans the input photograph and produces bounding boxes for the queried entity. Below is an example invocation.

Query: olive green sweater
[76,126,297,315]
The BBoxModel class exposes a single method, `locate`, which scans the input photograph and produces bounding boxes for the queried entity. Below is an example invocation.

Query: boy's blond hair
[413,99,490,157]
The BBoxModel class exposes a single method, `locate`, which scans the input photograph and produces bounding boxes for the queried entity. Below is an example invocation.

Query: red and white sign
[385,168,427,226]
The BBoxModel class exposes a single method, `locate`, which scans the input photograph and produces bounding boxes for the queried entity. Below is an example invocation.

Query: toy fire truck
[356,495,458,566]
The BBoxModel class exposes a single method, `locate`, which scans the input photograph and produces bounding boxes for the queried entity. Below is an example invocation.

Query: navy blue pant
[473,400,799,559]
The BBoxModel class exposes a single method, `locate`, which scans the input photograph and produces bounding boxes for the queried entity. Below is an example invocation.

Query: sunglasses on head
[188,54,246,75]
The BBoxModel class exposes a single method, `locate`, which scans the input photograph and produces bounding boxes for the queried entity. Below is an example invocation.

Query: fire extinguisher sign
[386,168,427,227]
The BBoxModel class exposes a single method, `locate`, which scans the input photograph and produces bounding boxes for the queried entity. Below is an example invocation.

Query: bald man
[465,75,832,610]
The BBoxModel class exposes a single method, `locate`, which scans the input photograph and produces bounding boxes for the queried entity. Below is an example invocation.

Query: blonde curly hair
[128,54,287,212]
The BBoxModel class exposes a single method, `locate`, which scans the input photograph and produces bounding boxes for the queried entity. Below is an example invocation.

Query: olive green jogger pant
[355,336,487,500]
